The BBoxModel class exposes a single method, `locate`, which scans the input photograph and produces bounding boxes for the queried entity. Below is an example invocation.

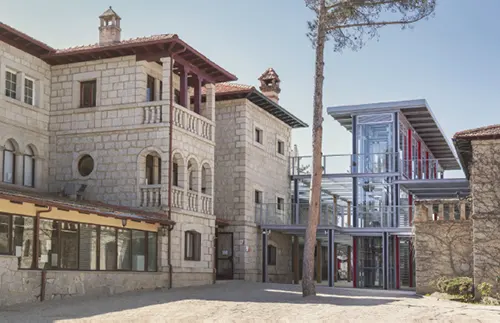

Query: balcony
[414,199,471,222]
[138,185,213,215]
[257,202,416,229]
[172,103,214,142]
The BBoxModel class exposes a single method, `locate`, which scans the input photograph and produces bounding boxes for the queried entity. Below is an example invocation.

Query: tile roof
[55,34,176,54]
[0,184,174,226]
[100,6,120,19]
[453,124,500,140]
[202,82,254,95]
[0,22,54,52]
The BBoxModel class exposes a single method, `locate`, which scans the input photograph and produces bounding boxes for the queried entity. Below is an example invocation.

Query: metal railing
[256,202,415,228]
[400,158,452,180]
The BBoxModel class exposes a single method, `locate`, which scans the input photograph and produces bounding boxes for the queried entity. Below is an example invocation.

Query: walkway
[1,281,500,322]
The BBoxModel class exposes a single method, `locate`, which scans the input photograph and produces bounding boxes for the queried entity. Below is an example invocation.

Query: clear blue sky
[1,0,498,177]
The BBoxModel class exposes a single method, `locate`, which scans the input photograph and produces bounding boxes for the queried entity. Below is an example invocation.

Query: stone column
[160,57,173,122]
[15,152,23,185]
[205,83,216,121]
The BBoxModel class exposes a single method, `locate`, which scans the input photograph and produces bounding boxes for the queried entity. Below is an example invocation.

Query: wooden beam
[173,54,217,83]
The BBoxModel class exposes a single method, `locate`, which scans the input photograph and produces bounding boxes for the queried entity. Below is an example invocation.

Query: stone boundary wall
[414,200,473,294]
[0,255,169,308]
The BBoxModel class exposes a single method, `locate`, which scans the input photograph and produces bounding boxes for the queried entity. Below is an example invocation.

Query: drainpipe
[167,45,186,289]
[35,206,52,302]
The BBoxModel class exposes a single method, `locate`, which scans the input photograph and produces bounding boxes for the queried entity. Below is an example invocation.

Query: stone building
[0,7,238,307]
[211,68,307,283]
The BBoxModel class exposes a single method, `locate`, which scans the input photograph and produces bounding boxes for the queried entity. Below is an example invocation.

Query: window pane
[23,155,34,187]
[132,230,145,271]
[24,78,34,105]
[38,219,58,270]
[0,214,9,254]
[5,71,17,99]
[148,232,157,271]
[117,229,131,270]
[60,222,78,269]
[3,150,14,183]
[12,216,34,269]
[100,226,117,270]
[79,224,97,270]
[185,232,193,259]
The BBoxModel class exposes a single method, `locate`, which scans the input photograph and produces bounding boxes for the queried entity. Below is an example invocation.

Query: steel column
[352,116,358,228]
[293,179,299,224]
[262,231,268,283]
[328,229,335,287]
[383,232,388,290]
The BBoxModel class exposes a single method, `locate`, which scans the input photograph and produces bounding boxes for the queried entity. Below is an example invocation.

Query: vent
[357,113,393,125]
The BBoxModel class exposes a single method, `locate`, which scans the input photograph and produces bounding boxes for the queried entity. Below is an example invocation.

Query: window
[12,216,34,269]
[78,154,94,177]
[267,245,276,266]
[147,75,155,102]
[255,190,263,204]
[38,219,58,269]
[277,197,284,211]
[277,140,285,155]
[172,161,179,187]
[100,226,117,270]
[117,229,132,270]
[24,77,34,105]
[23,146,35,187]
[185,230,201,261]
[145,154,161,185]
[79,224,98,270]
[255,128,263,144]
[80,80,97,108]
[5,70,17,99]
[0,214,9,254]
[3,140,15,184]
[59,221,79,269]
[132,230,146,271]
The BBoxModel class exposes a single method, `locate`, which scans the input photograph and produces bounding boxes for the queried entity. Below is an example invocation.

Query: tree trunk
[302,0,327,297]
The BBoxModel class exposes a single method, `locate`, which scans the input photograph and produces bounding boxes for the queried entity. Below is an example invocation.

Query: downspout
[35,206,52,302]
[167,45,187,289]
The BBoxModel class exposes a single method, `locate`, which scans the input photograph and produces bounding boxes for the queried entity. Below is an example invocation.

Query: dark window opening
[147,75,155,102]
[277,140,285,155]
[277,197,284,211]
[185,230,201,261]
[80,80,97,108]
[255,128,263,144]
[255,190,263,204]
[267,245,276,265]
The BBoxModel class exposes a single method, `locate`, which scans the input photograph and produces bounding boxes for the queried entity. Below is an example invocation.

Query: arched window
[187,158,199,191]
[145,153,161,185]
[3,140,16,184]
[23,146,35,187]
[201,163,212,195]
[172,152,185,187]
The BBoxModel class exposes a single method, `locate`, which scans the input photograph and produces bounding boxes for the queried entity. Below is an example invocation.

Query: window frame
[2,141,16,184]
[24,76,35,106]
[146,75,156,102]
[80,80,97,108]
[277,139,285,155]
[254,190,263,204]
[184,230,201,261]
[255,127,263,145]
[23,148,35,188]
[5,69,17,99]
[276,197,285,211]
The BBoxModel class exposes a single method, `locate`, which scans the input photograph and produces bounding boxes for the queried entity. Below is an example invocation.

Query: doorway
[215,231,233,280]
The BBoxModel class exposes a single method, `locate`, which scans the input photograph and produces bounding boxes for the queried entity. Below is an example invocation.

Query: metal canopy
[394,178,470,199]
[327,99,461,171]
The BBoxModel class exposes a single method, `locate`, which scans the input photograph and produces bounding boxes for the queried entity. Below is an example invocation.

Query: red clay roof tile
[453,124,500,140]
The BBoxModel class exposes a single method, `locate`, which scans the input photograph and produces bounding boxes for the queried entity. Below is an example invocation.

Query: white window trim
[5,68,19,100]
[24,76,36,106]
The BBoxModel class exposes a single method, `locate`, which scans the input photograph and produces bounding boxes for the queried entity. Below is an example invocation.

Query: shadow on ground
[0,281,420,322]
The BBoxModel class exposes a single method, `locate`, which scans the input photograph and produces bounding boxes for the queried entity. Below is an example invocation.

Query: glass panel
[132,230,145,271]
[148,232,157,271]
[24,78,34,105]
[3,150,14,183]
[0,214,9,254]
[79,224,97,270]
[356,115,394,173]
[12,216,34,268]
[5,71,17,99]
[357,177,394,227]
[100,226,117,270]
[117,229,131,270]
[60,222,78,269]
[23,155,34,187]
[38,219,58,270]
[356,237,383,288]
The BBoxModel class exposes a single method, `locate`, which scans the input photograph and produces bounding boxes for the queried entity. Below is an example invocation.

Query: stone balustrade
[200,194,212,215]
[187,191,199,212]
[415,198,471,222]
[139,184,162,207]
[173,103,214,141]
[142,104,163,124]
[172,186,184,209]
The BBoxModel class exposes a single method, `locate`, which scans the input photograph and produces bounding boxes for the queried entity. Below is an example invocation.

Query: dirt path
[1,281,500,322]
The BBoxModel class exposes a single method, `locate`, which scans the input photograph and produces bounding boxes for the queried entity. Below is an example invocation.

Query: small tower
[258,68,281,103]
[99,6,121,46]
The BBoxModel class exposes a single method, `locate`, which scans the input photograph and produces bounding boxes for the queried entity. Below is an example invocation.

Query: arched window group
[2,139,37,188]
[171,152,212,195]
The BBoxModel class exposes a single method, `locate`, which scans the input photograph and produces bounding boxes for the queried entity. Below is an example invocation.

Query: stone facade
[214,94,293,283]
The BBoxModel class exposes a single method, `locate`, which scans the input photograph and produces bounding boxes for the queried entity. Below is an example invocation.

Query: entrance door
[216,232,233,280]
[355,236,383,288]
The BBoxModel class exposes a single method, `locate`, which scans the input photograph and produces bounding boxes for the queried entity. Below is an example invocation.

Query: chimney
[258,68,281,103]
[99,6,122,46]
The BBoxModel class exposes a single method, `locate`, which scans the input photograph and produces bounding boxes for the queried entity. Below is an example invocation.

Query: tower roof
[258,67,280,82]
[99,6,121,19]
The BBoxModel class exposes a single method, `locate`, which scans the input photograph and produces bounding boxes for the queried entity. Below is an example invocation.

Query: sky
[1,0,498,178]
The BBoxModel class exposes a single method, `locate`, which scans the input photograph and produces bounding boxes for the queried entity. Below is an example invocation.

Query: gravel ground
[1,281,500,323]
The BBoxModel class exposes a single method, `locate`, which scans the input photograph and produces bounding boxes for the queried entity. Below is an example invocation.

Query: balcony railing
[257,202,416,228]
[200,193,212,215]
[173,103,214,141]
[172,186,184,209]
[139,184,162,207]
[186,190,199,212]
[400,158,455,180]
[142,103,163,124]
